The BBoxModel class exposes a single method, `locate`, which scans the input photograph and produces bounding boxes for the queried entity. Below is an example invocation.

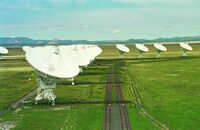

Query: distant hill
[91,36,200,44]
[0,36,200,46]
[128,36,200,43]
[0,37,45,46]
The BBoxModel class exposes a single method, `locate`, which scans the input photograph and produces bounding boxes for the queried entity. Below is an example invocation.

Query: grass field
[0,59,36,110]
[2,105,103,130]
[125,58,200,130]
[0,44,200,130]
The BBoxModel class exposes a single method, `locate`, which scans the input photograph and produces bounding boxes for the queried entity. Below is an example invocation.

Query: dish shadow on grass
[58,81,124,86]
[78,71,118,76]
[28,100,132,106]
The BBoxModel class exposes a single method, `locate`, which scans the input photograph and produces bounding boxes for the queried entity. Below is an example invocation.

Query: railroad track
[103,71,112,130]
[103,65,132,130]
[114,69,132,130]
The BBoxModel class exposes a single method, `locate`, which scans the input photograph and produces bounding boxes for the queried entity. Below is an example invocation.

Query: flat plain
[0,44,199,130]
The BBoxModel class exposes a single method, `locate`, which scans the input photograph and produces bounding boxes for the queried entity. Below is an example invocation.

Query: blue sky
[0,0,200,40]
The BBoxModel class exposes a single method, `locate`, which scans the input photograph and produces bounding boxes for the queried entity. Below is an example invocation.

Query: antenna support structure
[138,50,144,59]
[182,48,187,56]
[118,50,124,58]
[35,76,56,105]
[156,50,162,58]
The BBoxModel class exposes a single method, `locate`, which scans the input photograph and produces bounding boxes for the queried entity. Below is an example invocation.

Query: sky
[0,0,200,40]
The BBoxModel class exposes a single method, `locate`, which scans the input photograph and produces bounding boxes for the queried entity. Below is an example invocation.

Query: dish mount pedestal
[69,78,75,85]
[138,50,144,59]
[182,48,187,56]
[35,77,56,105]
[156,50,161,58]
[119,50,124,58]
[180,42,192,56]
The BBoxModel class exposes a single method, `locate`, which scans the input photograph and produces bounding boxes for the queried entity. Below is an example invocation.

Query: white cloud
[112,29,120,34]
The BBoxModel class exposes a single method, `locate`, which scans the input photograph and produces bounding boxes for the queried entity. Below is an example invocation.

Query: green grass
[0,59,36,110]
[2,105,103,130]
[128,107,159,130]
[123,58,200,129]
[6,47,25,56]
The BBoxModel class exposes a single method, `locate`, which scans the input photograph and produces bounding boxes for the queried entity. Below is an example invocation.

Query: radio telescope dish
[92,45,102,57]
[116,44,130,58]
[0,47,8,54]
[86,45,102,62]
[22,46,32,52]
[26,46,80,79]
[76,45,93,63]
[116,44,130,53]
[0,47,8,59]
[26,46,80,105]
[60,45,91,68]
[67,44,102,72]
[179,42,193,56]
[153,43,167,58]
[135,44,149,59]
[76,45,98,63]
[84,45,95,61]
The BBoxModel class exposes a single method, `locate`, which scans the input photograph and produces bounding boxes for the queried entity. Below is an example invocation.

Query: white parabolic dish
[0,47,8,54]
[22,46,32,52]
[80,45,96,61]
[76,45,93,62]
[87,45,102,58]
[154,43,167,51]
[180,42,193,51]
[93,45,102,56]
[135,44,149,52]
[26,46,80,79]
[60,45,91,67]
[116,44,130,53]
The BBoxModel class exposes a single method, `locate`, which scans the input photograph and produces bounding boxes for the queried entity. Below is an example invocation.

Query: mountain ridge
[0,36,200,46]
